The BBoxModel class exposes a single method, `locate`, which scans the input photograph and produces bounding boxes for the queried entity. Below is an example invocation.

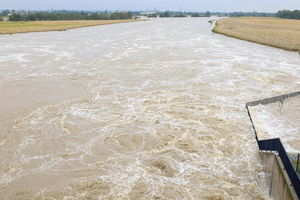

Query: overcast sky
[1,0,300,12]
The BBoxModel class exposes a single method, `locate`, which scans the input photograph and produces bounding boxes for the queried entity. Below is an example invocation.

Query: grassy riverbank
[0,19,142,35]
[213,17,300,52]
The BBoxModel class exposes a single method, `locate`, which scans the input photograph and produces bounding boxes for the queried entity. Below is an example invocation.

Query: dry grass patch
[213,17,300,52]
[0,19,142,35]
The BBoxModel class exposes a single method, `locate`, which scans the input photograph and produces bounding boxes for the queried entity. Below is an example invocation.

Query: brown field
[213,17,300,52]
[0,19,142,35]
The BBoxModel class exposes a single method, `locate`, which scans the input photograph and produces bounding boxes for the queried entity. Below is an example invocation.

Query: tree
[1,10,10,16]
[292,10,300,19]
[205,11,211,17]
[147,14,157,18]
[191,13,200,17]
[6,11,133,21]
[159,11,171,18]
[277,9,300,19]
[173,13,186,17]
[9,13,23,21]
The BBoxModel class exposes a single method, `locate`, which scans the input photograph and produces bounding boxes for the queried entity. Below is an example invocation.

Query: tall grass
[0,19,141,35]
[213,17,300,52]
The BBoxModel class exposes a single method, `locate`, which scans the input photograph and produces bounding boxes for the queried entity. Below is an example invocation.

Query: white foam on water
[0,18,299,199]
[250,97,300,153]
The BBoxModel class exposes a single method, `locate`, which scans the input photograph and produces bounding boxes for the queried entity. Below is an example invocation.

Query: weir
[246,91,300,200]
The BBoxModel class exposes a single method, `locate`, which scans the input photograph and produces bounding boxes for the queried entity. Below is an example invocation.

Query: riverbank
[0,19,143,35]
[1,18,300,200]
[213,17,300,53]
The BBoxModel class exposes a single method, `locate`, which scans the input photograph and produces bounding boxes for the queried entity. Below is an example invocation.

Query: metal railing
[246,91,300,107]
[246,91,300,199]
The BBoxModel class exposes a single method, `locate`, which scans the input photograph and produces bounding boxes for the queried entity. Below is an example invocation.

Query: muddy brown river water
[0,18,299,200]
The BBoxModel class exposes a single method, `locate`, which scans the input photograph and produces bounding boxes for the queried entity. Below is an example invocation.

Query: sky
[1,0,300,12]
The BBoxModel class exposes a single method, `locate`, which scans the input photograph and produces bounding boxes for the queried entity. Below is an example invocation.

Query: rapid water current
[0,18,299,199]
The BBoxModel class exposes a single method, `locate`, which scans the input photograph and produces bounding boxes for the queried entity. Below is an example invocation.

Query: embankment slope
[213,17,300,52]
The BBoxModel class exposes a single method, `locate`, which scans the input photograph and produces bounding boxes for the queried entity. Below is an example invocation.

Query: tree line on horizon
[0,10,213,20]
[227,10,300,19]
[277,9,300,20]
[0,10,133,21]
[228,12,275,17]
[0,9,300,21]
[147,11,211,18]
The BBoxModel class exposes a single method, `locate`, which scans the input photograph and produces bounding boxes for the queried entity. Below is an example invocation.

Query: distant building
[141,11,157,15]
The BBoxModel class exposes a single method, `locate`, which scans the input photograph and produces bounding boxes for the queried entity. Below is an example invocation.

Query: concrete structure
[260,152,298,200]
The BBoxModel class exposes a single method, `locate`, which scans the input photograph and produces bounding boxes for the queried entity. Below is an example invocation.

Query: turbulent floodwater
[0,18,299,200]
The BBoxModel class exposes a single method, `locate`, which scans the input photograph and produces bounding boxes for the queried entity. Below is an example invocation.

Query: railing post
[297,153,300,173]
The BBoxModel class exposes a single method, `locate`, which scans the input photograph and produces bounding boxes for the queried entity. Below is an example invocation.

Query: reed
[213,17,300,52]
[0,19,142,35]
